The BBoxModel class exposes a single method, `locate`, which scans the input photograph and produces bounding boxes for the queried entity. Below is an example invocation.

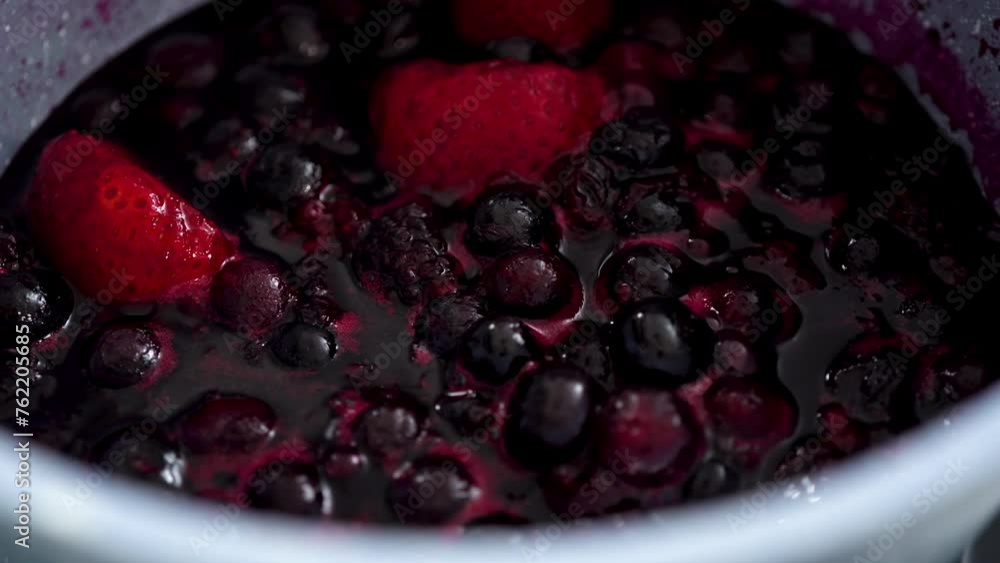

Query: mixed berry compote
[1,0,998,527]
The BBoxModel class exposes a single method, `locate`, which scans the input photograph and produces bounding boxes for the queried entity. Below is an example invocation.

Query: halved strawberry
[27,131,235,302]
[371,59,605,193]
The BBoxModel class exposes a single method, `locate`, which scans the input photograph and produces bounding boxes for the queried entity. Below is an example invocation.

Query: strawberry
[27,131,235,302]
[371,59,605,193]
[451,0,613,52]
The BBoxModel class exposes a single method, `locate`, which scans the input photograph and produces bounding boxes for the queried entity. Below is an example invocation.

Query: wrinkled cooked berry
[825,339,909,425]
[210,258,292,333]
[465,189,553,256]
[416,294,485,356]
[245,144,325,208]
[600,108,683,173]
[604,244,693,305]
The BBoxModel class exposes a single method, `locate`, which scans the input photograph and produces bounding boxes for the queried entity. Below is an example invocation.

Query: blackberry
[416,294,486,356]
[353,203,457,306]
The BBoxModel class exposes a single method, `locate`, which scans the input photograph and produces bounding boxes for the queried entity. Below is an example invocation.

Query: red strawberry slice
[27,131,235,302]
[371,59,606,193]
[451,0,613,52]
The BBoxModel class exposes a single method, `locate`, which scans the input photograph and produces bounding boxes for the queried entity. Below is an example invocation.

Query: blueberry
[0,271,73,339]
[604,245,692,305]
[601,108,683,172]
[388,456,477,525]
[271,323,337,369]
[245,144,324,208]
[146,33,223,89]
[210,258,292,333]
[234,66,308,125]
[93,432,185,489]
[253,5,330,66]
[597,388,699,485]
[358,401,423,458]
[248,463,332,516]
[616,189,696,235]
[684,460,739,499]
[180,394,277,454]
[483,250,576,318]
[87,323,163,389]
[465,189,553,256]
[612,299,716,387]
[460,318,537,385]
[505,368,593,468]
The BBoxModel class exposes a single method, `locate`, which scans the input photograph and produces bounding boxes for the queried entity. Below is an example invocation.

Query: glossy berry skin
[92,432,186,489]
[483,249,576,318]
[86,323,163,389]
[460,318,537,385]
[465,190,553,256]
[388,456,477,525]
[210,258,292,333]
[358,402,423,458]
[179,394,277,454]
[244,144,325,208]
[505,368,593,469]
[271,323,338,369]
[0,271,73,339]
[352,203,456,306]
[248,463,332,516]
[598,388,700,485]
[612,299,716,387]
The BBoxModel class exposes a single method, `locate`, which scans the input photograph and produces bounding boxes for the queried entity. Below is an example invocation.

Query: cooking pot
[1,1,999,562]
